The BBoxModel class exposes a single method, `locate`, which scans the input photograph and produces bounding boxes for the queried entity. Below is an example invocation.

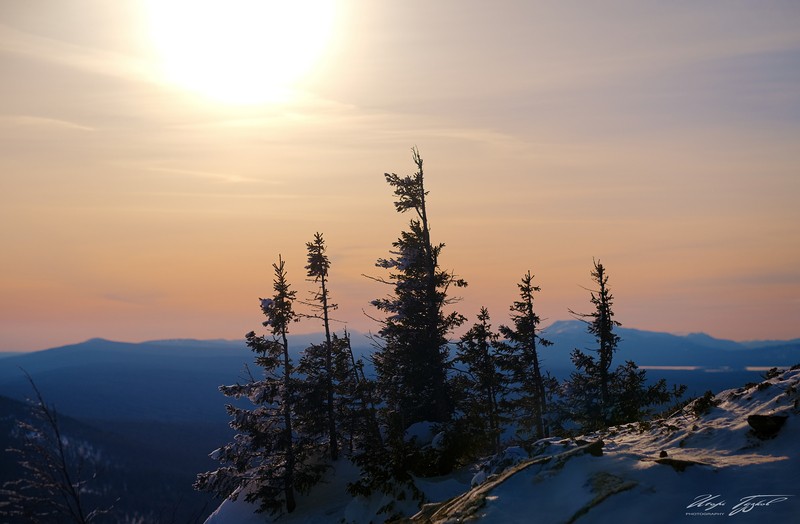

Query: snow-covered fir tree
[349,148,467,514]
[369,147,467,435]
[195,256,323,515]
[300,232,342,461]
[297,233,379,464]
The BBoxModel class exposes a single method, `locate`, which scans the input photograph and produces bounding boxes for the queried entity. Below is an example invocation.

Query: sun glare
[144,0,336,105]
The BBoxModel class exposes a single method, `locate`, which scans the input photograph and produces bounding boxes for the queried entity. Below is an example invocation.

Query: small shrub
[689,391,720,417]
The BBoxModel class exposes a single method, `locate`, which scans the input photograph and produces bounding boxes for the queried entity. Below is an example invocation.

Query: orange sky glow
[1,1,799,351]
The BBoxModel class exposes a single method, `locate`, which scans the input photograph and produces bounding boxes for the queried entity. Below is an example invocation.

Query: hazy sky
[1,1,799,351]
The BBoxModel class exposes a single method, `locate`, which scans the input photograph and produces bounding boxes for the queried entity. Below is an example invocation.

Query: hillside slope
[416,367,800,523]
[206,368,800,523]
[0,394,216,523]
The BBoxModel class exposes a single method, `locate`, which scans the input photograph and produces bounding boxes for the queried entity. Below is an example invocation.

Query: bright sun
[144,0,336,105]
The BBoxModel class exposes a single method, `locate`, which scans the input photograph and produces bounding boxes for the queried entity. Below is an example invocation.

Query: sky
[1,1,799,352]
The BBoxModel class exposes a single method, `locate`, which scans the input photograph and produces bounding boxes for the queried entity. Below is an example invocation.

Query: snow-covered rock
[404,421,437,445]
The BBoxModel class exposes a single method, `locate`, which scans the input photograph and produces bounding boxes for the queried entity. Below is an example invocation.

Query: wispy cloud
[0,22,153,82]
[0,114,94,132]
[533,28,800,93]
[146,166,264,184]
[102,292,164,306]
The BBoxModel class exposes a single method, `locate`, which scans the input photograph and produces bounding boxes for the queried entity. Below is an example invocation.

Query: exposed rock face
[747,414,788,439]
[654,457,706,472]
[579,439,605,457]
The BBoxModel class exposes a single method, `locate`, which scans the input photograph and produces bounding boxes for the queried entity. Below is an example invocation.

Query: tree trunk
[320,275,338,460]
[281,329,296,513]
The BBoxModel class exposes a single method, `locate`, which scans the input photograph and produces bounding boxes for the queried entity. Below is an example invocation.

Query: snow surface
[204,458,471,524]
[206,368,800,523]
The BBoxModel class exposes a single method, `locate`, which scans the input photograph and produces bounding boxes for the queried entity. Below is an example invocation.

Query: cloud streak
[102,292,164,306]
[0,22,153,82]
[0,114,94,132]
[146,166,264,184]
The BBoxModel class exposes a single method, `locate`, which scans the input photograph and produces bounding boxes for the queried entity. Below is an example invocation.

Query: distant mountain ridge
[0,333,375,423]
[540,319,800,370]
[1,326,797,522]
[0,324,797,424]
[0,394,216,522]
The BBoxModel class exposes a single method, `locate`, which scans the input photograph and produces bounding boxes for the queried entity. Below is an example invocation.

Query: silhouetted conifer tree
[566,259,619,430]
[453,307,506,454]
[301,232,341,460]
[610,360,684,424]
[295,334,358,462]
[498,271,553,441]
[196,256,320,515]
[351,148,466,510]
[298,234,382,467]
[369,147,467,434]
[331,331,382,455]
[562,259,685,431]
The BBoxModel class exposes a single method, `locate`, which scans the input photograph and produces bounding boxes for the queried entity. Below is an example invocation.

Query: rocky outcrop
[747,414,788,439]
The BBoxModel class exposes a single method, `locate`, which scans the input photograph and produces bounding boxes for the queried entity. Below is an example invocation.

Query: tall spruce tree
[454,307,506,455]
[370,147,467,434]
[567,259,619,430]
[301,232,340,460]
[498,271,553,441]
[196,256,322,515]
[563,259,684,431]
